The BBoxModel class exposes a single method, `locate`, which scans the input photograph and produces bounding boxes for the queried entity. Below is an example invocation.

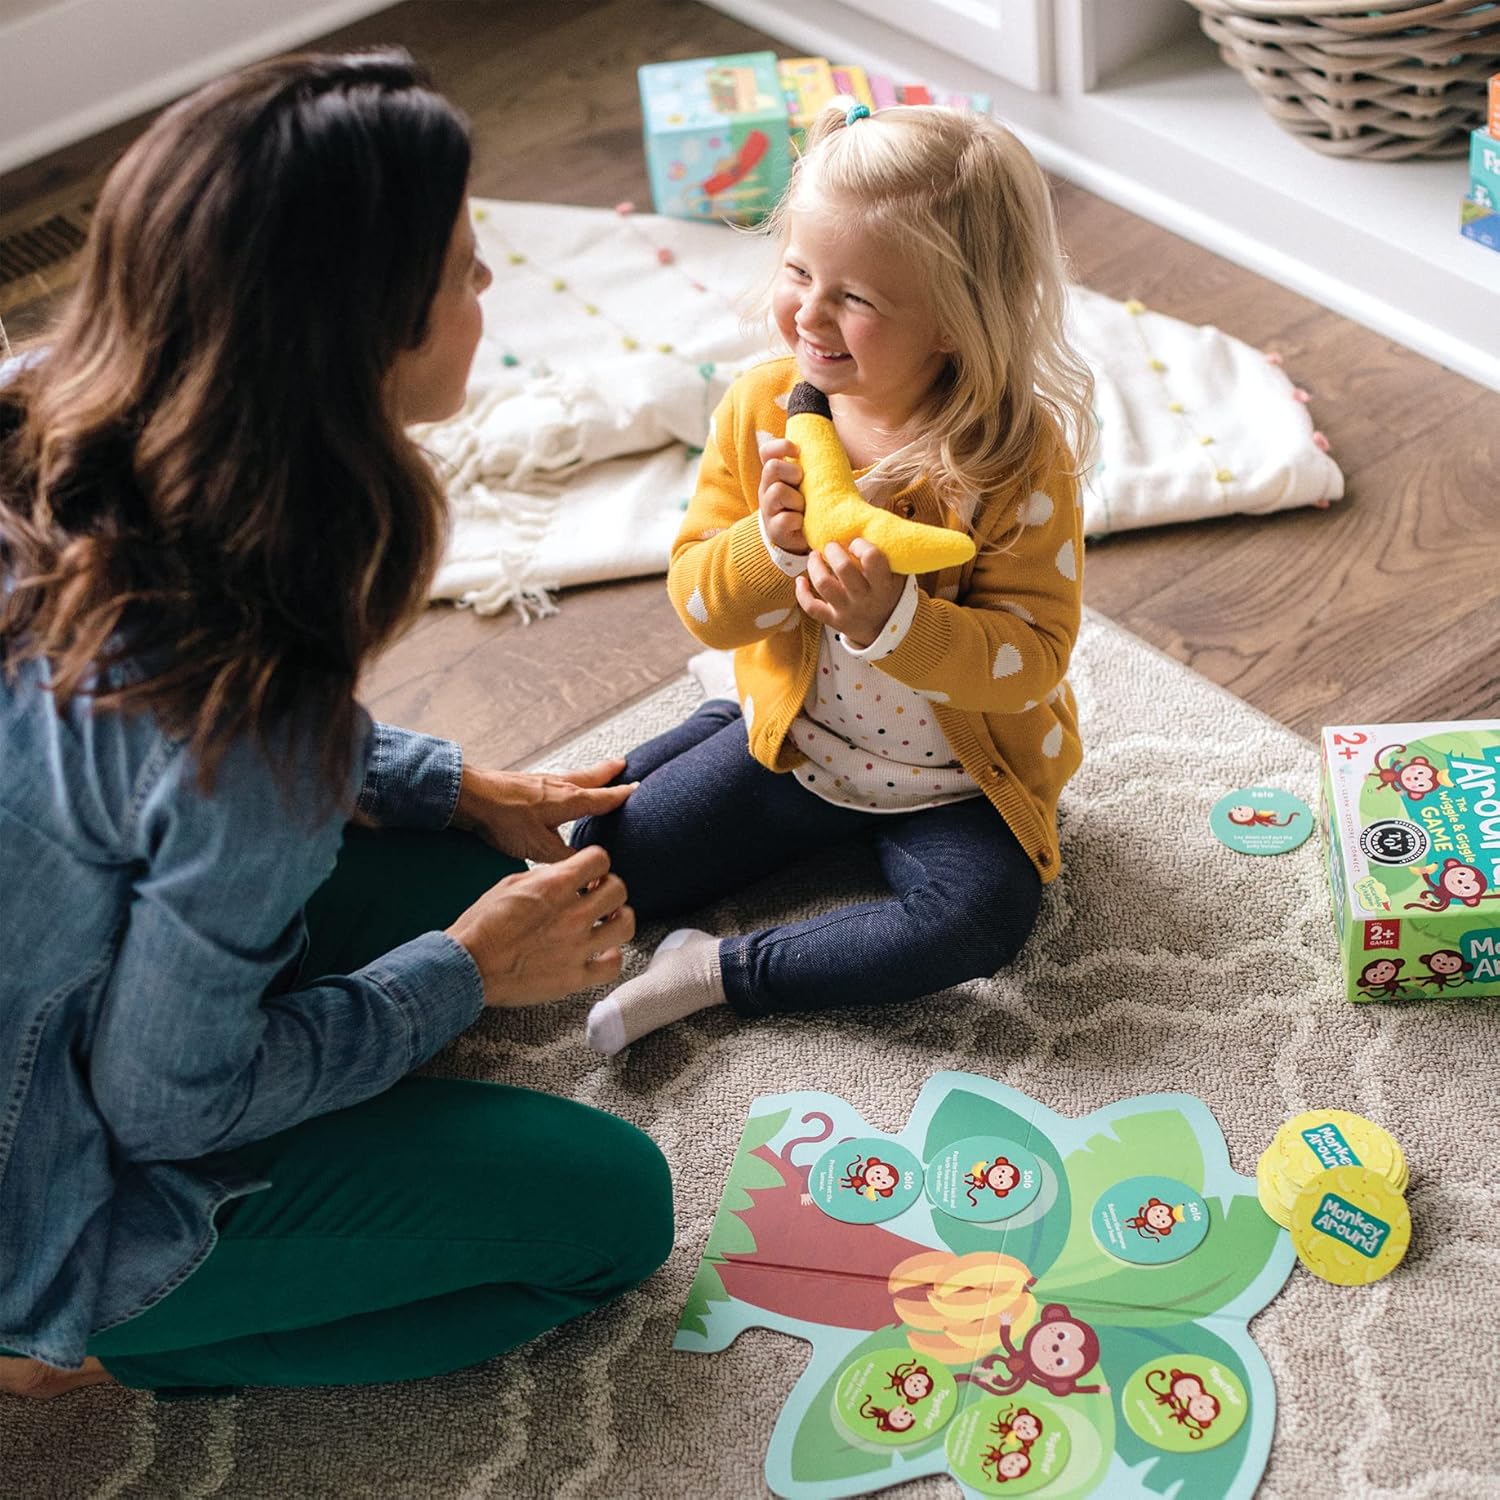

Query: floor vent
[0,200,95,315]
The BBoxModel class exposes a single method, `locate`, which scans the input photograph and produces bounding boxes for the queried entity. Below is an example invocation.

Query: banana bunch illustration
[887,1249,1038,1364]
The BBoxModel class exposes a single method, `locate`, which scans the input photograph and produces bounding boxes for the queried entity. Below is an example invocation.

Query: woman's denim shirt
[0,651,486,1367]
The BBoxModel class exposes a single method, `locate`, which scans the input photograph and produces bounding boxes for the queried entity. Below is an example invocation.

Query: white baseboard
[0,0,395,176]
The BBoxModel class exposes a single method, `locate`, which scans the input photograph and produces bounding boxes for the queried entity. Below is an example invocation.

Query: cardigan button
[899,500,915,517]
[1038,851,1052,866]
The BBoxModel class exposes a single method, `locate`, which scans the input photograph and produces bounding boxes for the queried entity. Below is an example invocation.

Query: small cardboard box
[830,64,875,112]
[1461,195,1500,249]
[778,56,837,150]
[637,52,791,224]
[1321,720,1500,1002]
[1470,126,1500,208]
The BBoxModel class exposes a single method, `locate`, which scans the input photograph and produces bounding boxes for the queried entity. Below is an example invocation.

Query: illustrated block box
[638,52,791,224]
[778,56,836,150]
[1320,719,1500,1002]
[830,64,875,112]
[1469,127,1500,209]
[1461,196,1500,250]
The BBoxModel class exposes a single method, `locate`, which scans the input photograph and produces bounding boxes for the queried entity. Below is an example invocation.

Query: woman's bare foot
[0,1354,114,1400]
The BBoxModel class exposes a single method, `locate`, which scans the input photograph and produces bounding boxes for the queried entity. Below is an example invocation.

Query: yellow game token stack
[1257,1110,1411,1286]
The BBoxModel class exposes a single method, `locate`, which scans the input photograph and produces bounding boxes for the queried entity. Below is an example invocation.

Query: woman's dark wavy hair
[0,49,470,796]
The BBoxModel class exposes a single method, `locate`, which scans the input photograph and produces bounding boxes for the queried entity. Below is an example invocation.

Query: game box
[1320,720,1500,1001]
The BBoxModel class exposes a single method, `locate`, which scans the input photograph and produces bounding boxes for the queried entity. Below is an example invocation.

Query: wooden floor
[3,0,1496,771]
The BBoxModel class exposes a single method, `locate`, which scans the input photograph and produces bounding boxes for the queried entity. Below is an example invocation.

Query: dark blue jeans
[570,700,1043,1018]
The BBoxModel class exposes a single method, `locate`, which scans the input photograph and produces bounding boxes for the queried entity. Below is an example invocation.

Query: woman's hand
[447,845,634,1007]
[452,759,635,862]
[757,435,808,554]
[795,538,904,650]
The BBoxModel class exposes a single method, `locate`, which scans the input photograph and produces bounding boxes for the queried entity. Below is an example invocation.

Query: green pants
[86,827,674,1391]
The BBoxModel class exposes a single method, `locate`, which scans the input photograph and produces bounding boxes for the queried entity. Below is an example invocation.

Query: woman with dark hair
[0,50,671,1399]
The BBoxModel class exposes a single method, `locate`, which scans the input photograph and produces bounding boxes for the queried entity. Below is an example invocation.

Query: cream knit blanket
[420,201,1344,619]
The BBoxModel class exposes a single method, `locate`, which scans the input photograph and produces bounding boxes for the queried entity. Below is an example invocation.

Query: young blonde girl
[573,102,1093,1053]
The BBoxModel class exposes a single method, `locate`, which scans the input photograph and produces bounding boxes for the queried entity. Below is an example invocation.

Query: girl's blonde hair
[764,104,1094,525]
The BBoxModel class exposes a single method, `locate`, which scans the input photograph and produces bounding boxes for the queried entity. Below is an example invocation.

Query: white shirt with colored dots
[755,443,983,813]
[788,576,982,813]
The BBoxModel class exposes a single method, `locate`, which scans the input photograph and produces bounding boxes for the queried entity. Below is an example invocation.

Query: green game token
[1210,786,1313,855]
[1121,1356,1249,1452]
[831,1346,958,1447]
[945,1394,1071,1494]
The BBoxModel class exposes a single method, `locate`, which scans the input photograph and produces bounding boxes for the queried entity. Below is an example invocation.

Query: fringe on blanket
[421,373,590,497]
[463,580,561,622]
[438,473,564,621]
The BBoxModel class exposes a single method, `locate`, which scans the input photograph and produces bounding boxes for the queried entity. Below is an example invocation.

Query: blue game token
[809,1137,924,1224]
[925,1135,1043,1223]
[1092,1175,1210,1265]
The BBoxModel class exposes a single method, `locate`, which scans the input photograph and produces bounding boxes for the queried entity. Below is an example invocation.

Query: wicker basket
[1183,0,1500,159]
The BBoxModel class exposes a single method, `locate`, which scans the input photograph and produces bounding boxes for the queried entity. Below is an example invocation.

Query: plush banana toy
[785,381,976,573]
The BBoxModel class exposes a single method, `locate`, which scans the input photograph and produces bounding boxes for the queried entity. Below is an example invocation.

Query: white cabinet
[712,0,1054,93]
[0,0,391,175]
[834,0,1051,91]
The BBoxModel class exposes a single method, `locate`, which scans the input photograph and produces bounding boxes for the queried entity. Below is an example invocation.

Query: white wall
[0,0,396,175]
[0,0,56,23]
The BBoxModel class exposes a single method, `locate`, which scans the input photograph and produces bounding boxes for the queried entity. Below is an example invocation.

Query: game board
[675,1072,1295,1498]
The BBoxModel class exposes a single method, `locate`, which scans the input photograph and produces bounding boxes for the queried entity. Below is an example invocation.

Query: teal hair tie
[845,103,871,125]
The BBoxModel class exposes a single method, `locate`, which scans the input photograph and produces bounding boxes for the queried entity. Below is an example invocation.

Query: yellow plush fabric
[786,382,977,573]
[667,357,1084,881]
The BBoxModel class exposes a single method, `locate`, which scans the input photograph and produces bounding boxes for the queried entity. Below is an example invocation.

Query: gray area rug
[6,610,1497,1499]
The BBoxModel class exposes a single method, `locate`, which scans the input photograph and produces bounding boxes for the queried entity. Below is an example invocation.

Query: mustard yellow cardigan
[667,358,1083,882]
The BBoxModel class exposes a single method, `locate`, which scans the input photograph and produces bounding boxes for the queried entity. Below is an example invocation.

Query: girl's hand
[795,539,904,650]
[447,845,634,1006]
[757,435,808,554]
[452,759,636,863]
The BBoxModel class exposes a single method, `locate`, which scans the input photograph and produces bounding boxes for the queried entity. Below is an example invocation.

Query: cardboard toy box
[637,52,791,224]
[1460,119,1500,249]
[1321,720,1500,1002]
[1470,124,1500,208]
[778,56,837,151]
[1461,195,1500,251]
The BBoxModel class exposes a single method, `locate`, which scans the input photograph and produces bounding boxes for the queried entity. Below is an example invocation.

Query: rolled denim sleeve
[88,731,483,1163]
[354,719,463,830]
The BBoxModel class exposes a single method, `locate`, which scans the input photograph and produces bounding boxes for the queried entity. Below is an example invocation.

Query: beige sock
[586,929,726,1055]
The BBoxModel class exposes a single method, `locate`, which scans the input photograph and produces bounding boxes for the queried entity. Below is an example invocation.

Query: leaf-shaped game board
[673,1072,1294,1498]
